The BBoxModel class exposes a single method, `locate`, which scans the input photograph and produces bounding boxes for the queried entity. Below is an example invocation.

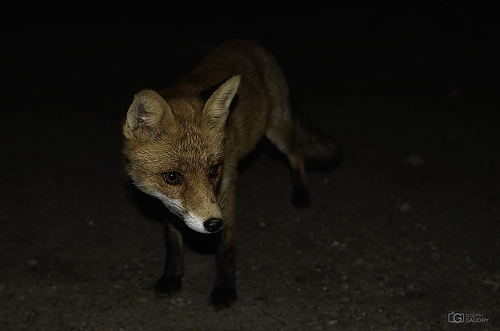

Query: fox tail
[293,110,341,171]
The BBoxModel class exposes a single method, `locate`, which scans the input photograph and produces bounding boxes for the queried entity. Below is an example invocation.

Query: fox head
[123,75,241,234]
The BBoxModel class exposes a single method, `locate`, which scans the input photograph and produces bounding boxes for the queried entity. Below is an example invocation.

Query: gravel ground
[1,3,499,330]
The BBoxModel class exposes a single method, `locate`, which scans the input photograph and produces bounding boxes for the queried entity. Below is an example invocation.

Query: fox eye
[163,172,182,185]
[209,163,222,179]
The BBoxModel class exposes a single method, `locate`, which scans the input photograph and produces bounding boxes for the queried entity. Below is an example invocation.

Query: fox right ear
[123,90,174,141]
[202,74,241,128]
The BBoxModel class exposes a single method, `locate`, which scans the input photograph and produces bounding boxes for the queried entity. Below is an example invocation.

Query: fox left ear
[202,74,241,127]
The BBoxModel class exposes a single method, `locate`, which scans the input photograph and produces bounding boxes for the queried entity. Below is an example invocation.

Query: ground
[1,3,499,330]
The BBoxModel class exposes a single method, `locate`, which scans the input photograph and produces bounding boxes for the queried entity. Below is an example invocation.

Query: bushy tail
[294,111,341,171]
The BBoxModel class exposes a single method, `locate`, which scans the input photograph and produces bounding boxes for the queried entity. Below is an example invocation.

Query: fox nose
[203,218,223,233]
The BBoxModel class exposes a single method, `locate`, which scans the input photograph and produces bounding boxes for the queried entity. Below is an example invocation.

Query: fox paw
[210,286,237,311]
[155,277,182,297]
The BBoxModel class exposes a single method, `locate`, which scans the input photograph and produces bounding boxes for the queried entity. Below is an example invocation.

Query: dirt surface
[1,3,499,330]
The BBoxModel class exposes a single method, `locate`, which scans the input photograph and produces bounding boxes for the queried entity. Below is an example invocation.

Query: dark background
[1,2,499,329]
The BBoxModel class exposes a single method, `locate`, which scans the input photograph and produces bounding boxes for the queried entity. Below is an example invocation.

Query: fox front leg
[210,180,237,310]
[210,229,237,309]
[155,217,184,296]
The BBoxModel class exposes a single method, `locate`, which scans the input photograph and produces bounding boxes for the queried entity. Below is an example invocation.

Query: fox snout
[161,194,223,234]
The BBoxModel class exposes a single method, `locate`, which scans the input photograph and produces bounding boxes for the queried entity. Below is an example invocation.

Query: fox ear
[202,74,241,127]
[123,90,174,141]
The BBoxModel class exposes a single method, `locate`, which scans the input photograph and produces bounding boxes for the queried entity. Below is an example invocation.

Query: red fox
[123,40,338,310]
